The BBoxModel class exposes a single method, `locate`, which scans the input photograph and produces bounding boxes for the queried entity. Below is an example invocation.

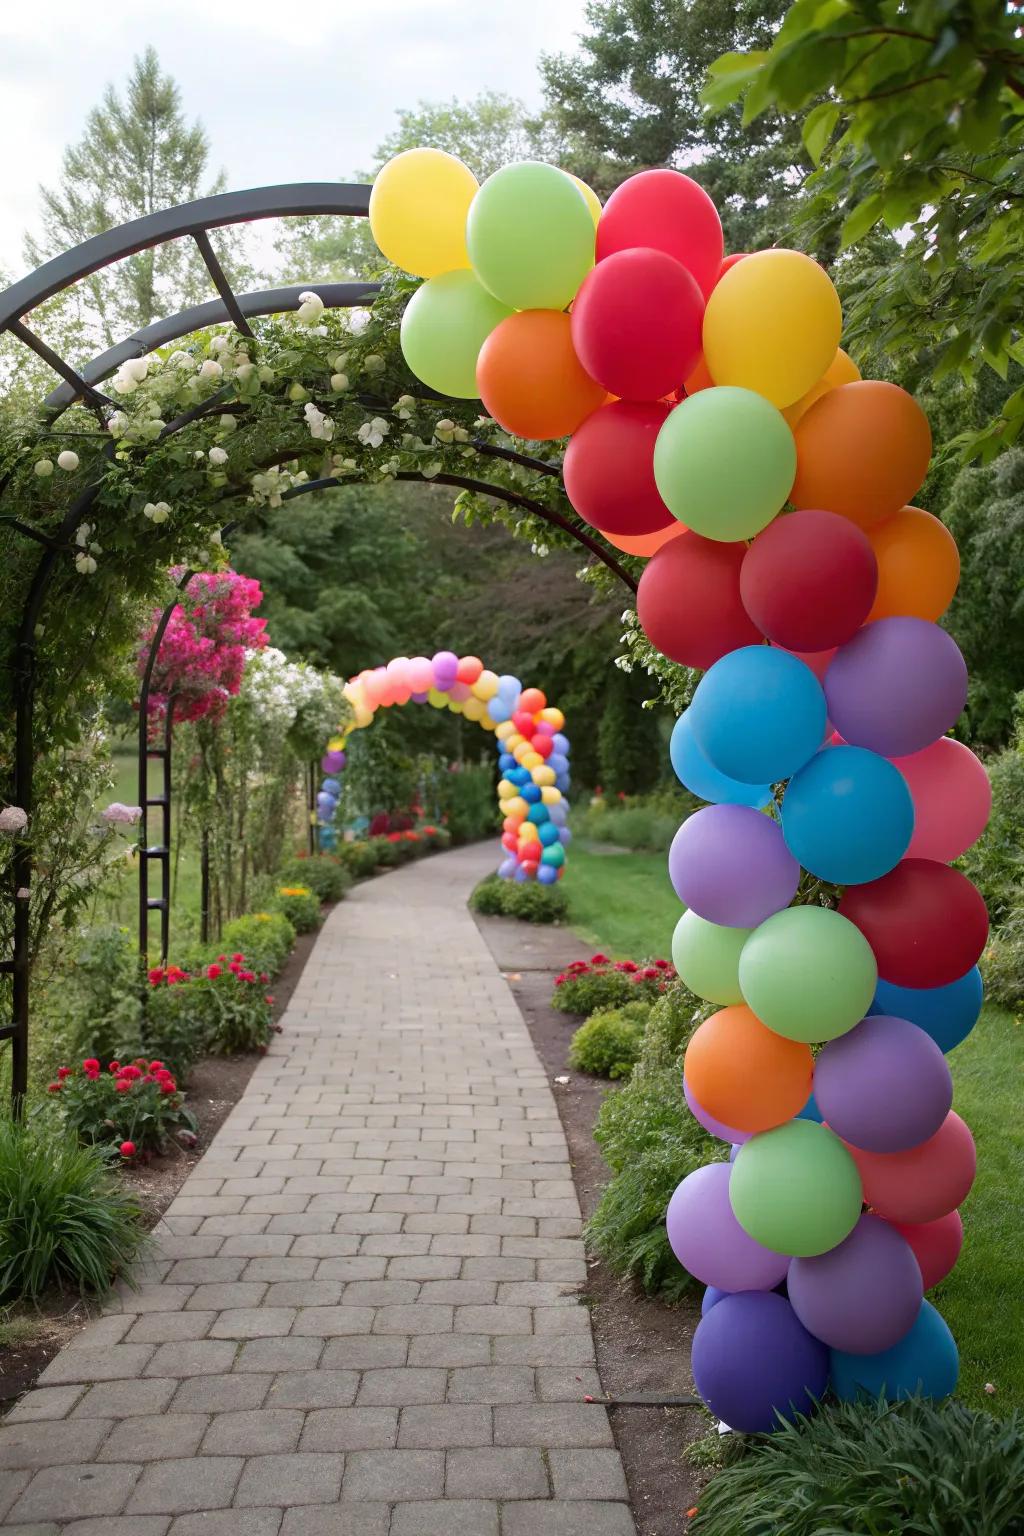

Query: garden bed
[473,911,711,1535]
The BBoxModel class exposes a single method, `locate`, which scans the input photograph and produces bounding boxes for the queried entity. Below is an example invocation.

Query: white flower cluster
[297,291,325,325]
[73,521,101,575]
[143,501,171,524]
[357,416,389,449]
[304,402,335,441]
[250,465,310,509]
[241,647,344,745]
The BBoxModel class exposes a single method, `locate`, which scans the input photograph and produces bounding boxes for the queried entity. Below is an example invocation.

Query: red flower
[265,995,274,1005]
[147,967,165,985]
[231,952,244,962]
[109,1061,121,1074]
[118,1065,142,1081]
[149,1060,165,1071]
[114,1080,131,1094]
[159,1081,176,1095]
[84,1068,100,1081]
[228,962,241,975]
[616,961,639,974]
[82,1057,100,1072]
[554,975,566,986]
[46,1081,61,1093]
[640,967,660,980]
[119,1141,136,1158]
[259,972,269,983]
[57,1066,72,1080]
[206,963,222,979]
[240,970,255,982]
[217,954,227,962]
[655,959,671,970]
[590,953,609,965]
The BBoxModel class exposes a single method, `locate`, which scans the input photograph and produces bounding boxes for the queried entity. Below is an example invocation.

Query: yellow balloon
[473,669,500,701]
[353,705,373,729]
[495,720,516,740]
[480,713,497,732]
[540,785,563,805]
[783,348,861,428]
[327,735,347,751]
[703,249,842,409]
[531,765,556,787]
[521,751,544,769]
[506,732,525,751]
[462,695,485,721]
[505,796,529,819]
[369,148,479,279]
[427,687,449,710]
[512,742,531,764]
[498,779,517,800]
[566,172,601,228]
[519,824,541,845]
[539,707,565,730]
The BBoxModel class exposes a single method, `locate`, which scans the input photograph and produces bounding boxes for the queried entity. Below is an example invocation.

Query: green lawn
[561,842,1024,1412]
[103,746,204,939]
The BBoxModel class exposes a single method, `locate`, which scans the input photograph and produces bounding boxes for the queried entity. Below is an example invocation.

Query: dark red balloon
[571,247,704,402]
[596,169,724,298]
[512,710,535,735]
[838,859,989,988]
[563,400,675,536]
[637,531,763,669]
[740,509,879,651]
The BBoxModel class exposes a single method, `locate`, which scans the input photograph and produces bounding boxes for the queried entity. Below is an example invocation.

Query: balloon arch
[316,654,570,884]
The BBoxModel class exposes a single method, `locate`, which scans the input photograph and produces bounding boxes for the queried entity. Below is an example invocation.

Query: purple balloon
[666,1163,788,1292]
[684,1077,752,1145]
[321,750,345,774]
[814,1015,953,1153]
[432,650,460,688]
[410,691,430,704]
[669,805,799,927]
[692,1291,829,1432]
[788,1214,923,1354]
[825,618,968,758]
[702,1285,731,1316]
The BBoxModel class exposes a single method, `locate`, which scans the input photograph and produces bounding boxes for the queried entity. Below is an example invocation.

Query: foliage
[689,1397,1024,1536]
[961,733,1024,925]
[53,1056,194,1155]
[569,1001,651,1079]
[577,786,696,852]
[0,1117,147,1301]
[272,885,322,934]
[469,874,569,923]
[553,955,676,1014]
[218,911,296,978]
[636,980,714,1076]
[703,0,1024,461]
[142,569,267,725]
[435,762,498,844]
[54,923,144,1065]
[144,953,276,1066]
[588,1064,716,1298]
[596,668,666,796]
[140,966,208,1078]
[981,916,1024,1011]
[337,840,385,879]
[279,854,352,905]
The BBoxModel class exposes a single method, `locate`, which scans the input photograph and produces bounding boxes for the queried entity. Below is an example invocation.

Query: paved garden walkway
[1,845,636,1536]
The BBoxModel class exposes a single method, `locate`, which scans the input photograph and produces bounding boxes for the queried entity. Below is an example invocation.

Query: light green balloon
[738,905,877,1044]
[730,1120,863,1257]
[672,910,751,1005]
[653,386,797,541]
[400,269,511,398]
[466,161,595,311]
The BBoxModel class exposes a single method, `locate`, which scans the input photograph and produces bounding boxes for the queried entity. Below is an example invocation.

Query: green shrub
[279,854,352,904]
[469,875,569,923]
[337,840,382,878]
[272,884,322,933]
[982,912,1024,1008]
[553,956,676,1014]
[60,924,144,1064]
[569,1002,651,1079]
[469,875,507,916]
[636,980,713,1076]
[437,763,497,843]
[690,1397,1024,1536]
[587,1065,716,1298]
[219,911,296,978]
[55,1056,195,1155]
[368,836,401,868]
[0,1117,147,1301]
[141,969,207,1080]
[575,786,698,852]
[960,738,1022,925]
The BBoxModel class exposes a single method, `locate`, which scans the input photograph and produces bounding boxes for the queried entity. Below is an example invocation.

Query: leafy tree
[540,0,810,252]
[703,0,1024,458]
[24,47,237,351]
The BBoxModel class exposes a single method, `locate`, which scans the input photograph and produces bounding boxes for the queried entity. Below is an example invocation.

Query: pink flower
[118,1065,142,1081]
[259,972,269,983]
[231,953,244,962]
[57,1066,72,1080]
[159,1081,176,1095]
[102,802,142,826]
[265,995,274,1005]
[47,1081,61,1093]
[149,1060,165,1071]
[119,1141,136,1157]
[82,1057,100,1072]
[109,1061,121,1073]
[206,963,222,979]
[590,954,609,965]
[148,967,165,985]
[115,1080,131,1094]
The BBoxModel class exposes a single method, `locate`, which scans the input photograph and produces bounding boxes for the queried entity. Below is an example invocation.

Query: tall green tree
[24,47,235,350]
[540,0,809,252]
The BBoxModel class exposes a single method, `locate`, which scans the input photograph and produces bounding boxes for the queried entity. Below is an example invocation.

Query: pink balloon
[362,667,388,709]
[408,656,434,693]
[386,657,412,704]
[892,737,992,862]
[448,681,472,703]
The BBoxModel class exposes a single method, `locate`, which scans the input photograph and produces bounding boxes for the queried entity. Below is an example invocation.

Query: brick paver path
[2,844,636,1536]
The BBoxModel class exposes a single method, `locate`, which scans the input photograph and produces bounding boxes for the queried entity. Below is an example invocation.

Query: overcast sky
[0,0,590,276]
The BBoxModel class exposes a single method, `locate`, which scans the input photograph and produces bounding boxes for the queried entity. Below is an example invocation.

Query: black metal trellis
[1,180,637,1109]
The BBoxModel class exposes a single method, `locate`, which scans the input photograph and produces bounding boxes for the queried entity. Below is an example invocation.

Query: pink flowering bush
[139,569,268,725]
[552,954,676,1015]
[52,1057,196,1156]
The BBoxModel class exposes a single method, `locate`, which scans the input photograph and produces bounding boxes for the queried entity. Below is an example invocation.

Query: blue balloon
[513,863,529,882]
[489,698,512,724]
[522,784,542,804]
[549,801,569,826]
[781,745,914,884]
[498,752,516,772]
[830,1300,958,1403]
[510,767,532,786]
[527,803,550,825]
[870,969,983,1054]
[670,711,772,809]
[537,864,558,885]
[690,647,827,786]
[498,674,522,699]
[321,777,341,796]
[539,823,560,846]
[549,753,570,776]
[558,827,572,846]
[702,1285,731,1316]
[541,843,565,867]
[796,1091,823,1124]
[552,733,570,755]
[498,857,517,880]
[555,774,571,794]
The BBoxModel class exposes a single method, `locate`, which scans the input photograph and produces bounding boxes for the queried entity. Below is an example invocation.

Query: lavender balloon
[814,1015,953,1153]
[321,750,345,774]
[669,805,799,928]
[825,618,968,758]
[432,650,459,689]
[666,1163,788,1292]
[684,1077,752,1145]
[692,1291,829,1432]
[788,1214,922,1354]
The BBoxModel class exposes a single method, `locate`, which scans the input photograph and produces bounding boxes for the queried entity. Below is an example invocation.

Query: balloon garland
[371,147,989,1429]
[316,652,571,884]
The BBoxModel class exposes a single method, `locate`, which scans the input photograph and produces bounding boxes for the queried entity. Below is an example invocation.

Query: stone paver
[1,846,634,1532]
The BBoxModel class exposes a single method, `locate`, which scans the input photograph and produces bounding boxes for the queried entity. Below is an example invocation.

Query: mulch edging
[473,911,713,1536]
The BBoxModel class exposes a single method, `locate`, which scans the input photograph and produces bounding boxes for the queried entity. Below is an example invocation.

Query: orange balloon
[601,522,686,558]
[683,354,715,396]
[783,348,861,428]
[867,505,960,622]
[518,687,547,714]
[790,381,932,531]
[476,309,606,440]
[684,1005,813,1134]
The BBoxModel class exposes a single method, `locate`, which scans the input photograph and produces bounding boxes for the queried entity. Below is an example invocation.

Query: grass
[101,745,203,935]
[562,842,1024,1412]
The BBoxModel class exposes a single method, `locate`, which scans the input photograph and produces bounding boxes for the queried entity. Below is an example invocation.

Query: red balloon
[522,859,540,876]
[502,832,518,852]
[718,253,747,279]
[596,169,724,298]
[531,735,554,759]
[518,687,546,714]
[563,400,675,536]
[570,247,704,401]
[772,643,837,683]
[838,858,989,987]
[512,710,536,735]
[740,509,879,651]
[845,1112,976,1224]
[887,1210,964,1290]
[457,655,483,684]
[637,531,763,669]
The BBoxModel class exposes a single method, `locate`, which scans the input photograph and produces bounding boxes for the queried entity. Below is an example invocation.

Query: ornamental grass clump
[51,1056,196,1155]
[553,955,676,1014]
[0,1117,147,1301]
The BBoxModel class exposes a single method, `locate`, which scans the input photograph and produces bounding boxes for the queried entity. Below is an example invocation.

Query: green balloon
[466,161,595,311]
[653,386,796,540]
[672,910,751,1005]
[738,905,877,1044]
[730,1120,863,1257]
[400,269,511,398]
